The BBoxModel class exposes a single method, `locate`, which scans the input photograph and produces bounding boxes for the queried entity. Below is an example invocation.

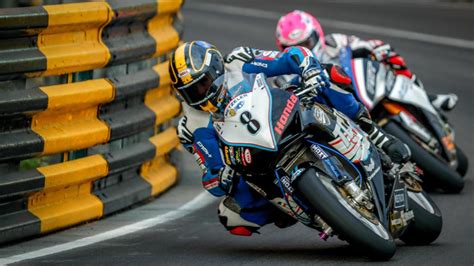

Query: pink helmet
[275,10,325,53]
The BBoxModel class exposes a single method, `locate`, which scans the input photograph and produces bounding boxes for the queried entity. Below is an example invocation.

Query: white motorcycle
[339,47,467,193]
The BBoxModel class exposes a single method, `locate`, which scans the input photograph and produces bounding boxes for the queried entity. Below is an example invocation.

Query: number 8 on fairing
[240,111,260,134]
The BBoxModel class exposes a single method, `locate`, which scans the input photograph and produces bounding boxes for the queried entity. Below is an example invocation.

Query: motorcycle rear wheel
[294,168,396,261]
[456,146,469,177]
[383,121,464,193]
[400,190,442,245]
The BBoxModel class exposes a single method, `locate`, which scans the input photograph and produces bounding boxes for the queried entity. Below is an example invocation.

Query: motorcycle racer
[275,10,458,112]
[169,40,410,236]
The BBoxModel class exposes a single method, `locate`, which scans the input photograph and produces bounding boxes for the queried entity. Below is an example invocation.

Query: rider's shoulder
[181,102,212,131]
[325,33,351,47]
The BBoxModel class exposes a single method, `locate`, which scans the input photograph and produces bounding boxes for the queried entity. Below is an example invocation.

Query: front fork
[275,142,378,240]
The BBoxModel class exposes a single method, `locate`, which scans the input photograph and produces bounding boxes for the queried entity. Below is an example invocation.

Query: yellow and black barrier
[0,0,184,245]
[0,62,180,161]
[0,0,182,80]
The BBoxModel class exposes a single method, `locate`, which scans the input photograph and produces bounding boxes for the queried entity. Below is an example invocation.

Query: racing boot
[218,197,261,236]
[355,105,411,163]
[412,75,457,112]
[428,93,458,112]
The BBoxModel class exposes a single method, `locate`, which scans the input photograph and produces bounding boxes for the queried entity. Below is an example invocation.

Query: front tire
[400,190,442,245]
[383,121,464,193]
[294,168,396,261]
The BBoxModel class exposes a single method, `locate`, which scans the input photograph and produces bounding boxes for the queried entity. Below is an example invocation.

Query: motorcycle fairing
[214,73,298,152]
[388,77,438,115]
[352,59,391,110]
[340,47,438,115]
[339,47,393,110]
[302,103,372,164]
[388,79,456,161]
[340,47,457,163]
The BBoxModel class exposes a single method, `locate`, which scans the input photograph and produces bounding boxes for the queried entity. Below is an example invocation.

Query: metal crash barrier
[0,0,184,244]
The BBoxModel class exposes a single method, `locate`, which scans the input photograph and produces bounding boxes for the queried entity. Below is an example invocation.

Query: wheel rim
[407,191,435,214]
[320,176,391,240]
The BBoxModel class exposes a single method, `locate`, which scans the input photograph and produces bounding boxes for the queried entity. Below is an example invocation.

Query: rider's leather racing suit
[318,34,458,111]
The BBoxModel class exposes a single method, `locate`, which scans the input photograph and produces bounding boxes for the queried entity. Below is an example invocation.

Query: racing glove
[218,165,236,194]
[177,116,194,145]
[193,127,233,197]
[372,44,413,78]
[224,46,254,64]
[296,62,330,105]
[202,165,236,197]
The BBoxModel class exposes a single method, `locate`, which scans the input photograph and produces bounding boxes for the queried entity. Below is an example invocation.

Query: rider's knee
[218,197,261,236]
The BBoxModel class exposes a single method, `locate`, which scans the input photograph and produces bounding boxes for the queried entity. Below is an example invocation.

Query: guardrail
[0,0,183,244]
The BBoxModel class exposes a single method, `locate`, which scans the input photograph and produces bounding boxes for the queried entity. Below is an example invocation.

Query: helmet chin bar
[200,100,218,113]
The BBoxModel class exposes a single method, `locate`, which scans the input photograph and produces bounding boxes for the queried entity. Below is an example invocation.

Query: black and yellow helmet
[169,41,225,112]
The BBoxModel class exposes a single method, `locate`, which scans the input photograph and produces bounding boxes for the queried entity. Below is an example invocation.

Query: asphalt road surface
[1,0,473,265]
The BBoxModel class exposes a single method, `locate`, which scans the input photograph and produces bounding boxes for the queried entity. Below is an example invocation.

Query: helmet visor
[177,72,223,107]
[282,31,320,51]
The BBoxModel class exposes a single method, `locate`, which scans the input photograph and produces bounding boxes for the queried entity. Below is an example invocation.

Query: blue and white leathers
[177,46,363,231]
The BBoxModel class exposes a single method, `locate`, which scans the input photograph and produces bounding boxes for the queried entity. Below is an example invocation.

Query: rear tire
[294,168,396,261]
[456,146,469,177]
[400,190,442,245]
[383,121,464,193]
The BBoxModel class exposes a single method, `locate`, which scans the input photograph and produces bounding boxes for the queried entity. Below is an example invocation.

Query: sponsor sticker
[289,29,302,39]
[385,71,396,92]
[178,69,190,78]
[235,148,242,164]
[274,175,295,194]
[205,52,212,66]
[262,51,279,58]
[394,188,406,209]
[229,147,236,165]
[274,94,298,135]
[197,141,212,158]
[214,122,223,134]
[224,146,232,165]
[225,94,248,117]
[251,61,268,68]
[310,144,329,160]
[363,158,375,172]
[366,62,377,95]
[291,168,305,182]
[313,106,331,126]
[244,149,252,164]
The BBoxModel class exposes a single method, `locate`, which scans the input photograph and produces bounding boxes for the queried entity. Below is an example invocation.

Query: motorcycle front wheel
[383,121,464,193]
[294,168,396,261]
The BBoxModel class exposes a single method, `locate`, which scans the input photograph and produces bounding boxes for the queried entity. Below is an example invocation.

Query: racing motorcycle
[213,72,442,260]
[338,47,467,193]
